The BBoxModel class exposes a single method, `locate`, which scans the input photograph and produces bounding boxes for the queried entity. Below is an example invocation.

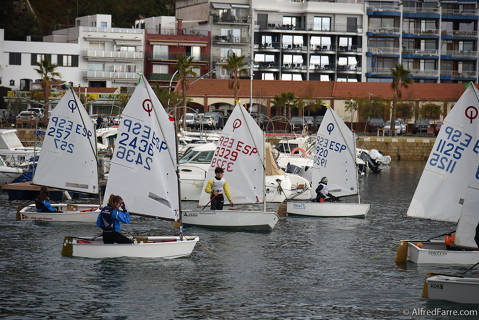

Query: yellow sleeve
[223,180,232,201]
[205,179,214,194]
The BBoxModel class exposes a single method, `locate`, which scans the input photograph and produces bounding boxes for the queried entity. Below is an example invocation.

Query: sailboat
[61,75,198,259]
[395,84,479,265]
[18,88,100,222]
[286,107,370,217]
[182,103,278,232]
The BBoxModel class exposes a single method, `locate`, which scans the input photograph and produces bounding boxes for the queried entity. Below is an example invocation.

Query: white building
[0,29,81,91]
[44,14,145,88]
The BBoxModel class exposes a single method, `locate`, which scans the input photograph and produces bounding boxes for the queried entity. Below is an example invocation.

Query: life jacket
[99,206,115,232]
[212,177,226,194]
[445,234,455,246]
[35,199,48,212]
[316,183,328,198]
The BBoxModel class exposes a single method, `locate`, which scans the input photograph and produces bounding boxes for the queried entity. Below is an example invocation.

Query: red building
[144,19,211,87]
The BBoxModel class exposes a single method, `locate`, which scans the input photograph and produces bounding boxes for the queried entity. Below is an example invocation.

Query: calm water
[1,161,479,319]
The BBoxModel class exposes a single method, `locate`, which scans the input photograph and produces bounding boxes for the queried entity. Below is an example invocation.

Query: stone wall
[357,136,435,161]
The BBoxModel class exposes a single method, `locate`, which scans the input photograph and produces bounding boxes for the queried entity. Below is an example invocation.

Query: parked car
[289,116,304,131]
[180,113,196,128]
[16,110,38,122]
[367,118,384,131]
[384,119,407,135]
[412,119,430,134]
[303,116,315,127]
[314,115,324,128]
[27,107,44,119]
[433,122,443,136]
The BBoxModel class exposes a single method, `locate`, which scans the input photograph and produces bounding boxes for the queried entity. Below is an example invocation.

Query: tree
[396,102,413,120]
[271,94,287,117]
[175,55,197,130]
[222,52,248,105]
[345,98,359,130]
[34,57,60,118]
[390,64,412,136]
[420,102,442,120]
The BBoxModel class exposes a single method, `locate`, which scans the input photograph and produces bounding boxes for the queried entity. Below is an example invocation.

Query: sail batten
[103,78,178,220]
[33,90,98,194]
[199,104,264,206]
[312,107,357,198]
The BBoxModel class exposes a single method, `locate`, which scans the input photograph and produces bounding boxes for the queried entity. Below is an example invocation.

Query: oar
[201,193,218,211]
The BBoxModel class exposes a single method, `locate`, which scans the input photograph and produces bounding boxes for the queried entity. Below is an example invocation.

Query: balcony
[337,65,362,73]
[81,26,143,34]
[282,44,307,52]
[442,9,478,17]
[148,53,209,62]
[442,50,477,58]
[149,73,176,81]
[337,46,362,54]
[409,69,439,77]
[403,29,440,37]
[281,64,307,72]
[254,62,280,71]
[310,65,336,72]
[368,67,394,75]
[213,35,249,45]
[442,70,477,79]
[84,50,143,60]
[310,45,336,53]
[256,42,281,50]
[402,48,439,57]
[441,30,477,38]
[367,47,400,55]
[84,70,139,82]
[368,27,401,35]
[212,14,249,25]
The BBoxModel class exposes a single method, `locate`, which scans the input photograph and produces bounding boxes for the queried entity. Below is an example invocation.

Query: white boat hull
[407,240,479,265]
[18,204,99,223]
[182,210,279,232]
[425,275,479,304]
[0,167,23,185]
[287,201,370,217]
[62,236,199,259]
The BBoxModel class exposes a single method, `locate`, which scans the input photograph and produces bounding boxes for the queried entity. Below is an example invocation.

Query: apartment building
[253,0,366,82]
[142,16,211,86]
[176,0,253,79]
[44,14,145,88]
[366,0,479,83]
[0,29,81,91]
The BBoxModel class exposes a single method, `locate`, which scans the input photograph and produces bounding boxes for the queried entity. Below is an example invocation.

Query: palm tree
[34,57,60,118]
[223,52,248,105]
[390,64,412,136]
[176,55,197,130]
[271,94,287,116]
[345,98,360,131]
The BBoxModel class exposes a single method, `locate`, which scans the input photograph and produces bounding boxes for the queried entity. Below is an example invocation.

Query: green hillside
[0,0,174,41]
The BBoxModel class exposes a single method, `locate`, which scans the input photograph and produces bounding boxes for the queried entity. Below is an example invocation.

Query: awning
[115,39,142,45]
[231,4,250,8]
[212,3,231,9]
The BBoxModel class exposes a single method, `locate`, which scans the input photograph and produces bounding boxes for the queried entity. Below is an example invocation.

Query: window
[283,16,298,28]
[261,35,272,46]
[191,46,201,60]
[63,55,73,67]
[313,16,330,31]
[119,46,135,52]
[88,63,104,71]
[311,37,331,50]
[221,48,241,58]
[10,80,14,86]
[100,21,108,29]
[310,55,330,69]
[9,52,21,65]
[281,73,302,81]
[89,41,105,50]
[153,64,168,74]
[125,65,136,73]
[262,73,274,80]
[153,45,168,59]
[339,37,352,49]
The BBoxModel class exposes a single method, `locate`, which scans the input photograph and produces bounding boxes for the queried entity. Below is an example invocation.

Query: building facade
[366,0,479,83]
[142,16,211,87]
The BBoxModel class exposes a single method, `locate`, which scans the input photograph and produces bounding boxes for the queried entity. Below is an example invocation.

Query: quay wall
[15,129,435,161]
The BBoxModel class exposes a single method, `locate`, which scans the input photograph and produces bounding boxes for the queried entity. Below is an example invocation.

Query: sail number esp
[313,135,347,167]
[210,136,258,172]
[115,118,167,171]
[430,125,479,175]
[47,116,93,154]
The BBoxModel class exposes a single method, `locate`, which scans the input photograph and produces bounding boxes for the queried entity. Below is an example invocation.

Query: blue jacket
[96,205,130,232]
[36,200,56,212]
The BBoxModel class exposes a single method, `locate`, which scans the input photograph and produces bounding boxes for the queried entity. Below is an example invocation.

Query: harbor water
[1,161,478,319]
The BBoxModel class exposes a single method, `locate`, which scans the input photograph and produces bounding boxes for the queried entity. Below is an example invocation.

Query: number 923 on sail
[114,118,168,171]
[47,116,93,154]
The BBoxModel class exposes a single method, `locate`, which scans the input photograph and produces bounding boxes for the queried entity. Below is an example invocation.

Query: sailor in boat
[314,177,338,203]
[35,186,59,212]
[204,167,233,210]
[96,194,133,244]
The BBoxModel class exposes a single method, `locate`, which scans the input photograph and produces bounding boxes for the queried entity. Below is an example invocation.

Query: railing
[84,50,143,59]
[368,67,394,74]
[82,26,143,34]
[442,70,477,78]
[145,28,209,37]
[442,50,477,57]
[442,9,478,16]
[256,42,281,50]
[368,47,400,55]
[403,7,440,14]
[212,14,249,24]
[409,69,439,77]
[149,73,176,81]
[337,46,362,53]
[148,53,209,61]
[310,65,336,72]
[306,23,362,33]
[403,28,439,36]
[213,35,249,44]
[337,65,362,72]
[310,45,336,52]
[368,27,401,34]
[281,64,307,71]
[441,30,478,37]
[402,49,439,56]
[84,70,139,80]
[282,44,307,51]
[255,62,280,70]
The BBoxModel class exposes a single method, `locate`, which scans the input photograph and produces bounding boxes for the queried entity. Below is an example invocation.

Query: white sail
[454,186,479,248]
[33,90,98,194]
[103,78,178,220]
[407,85,479,222]
[199,104,264,206]
[311,107,357,197]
